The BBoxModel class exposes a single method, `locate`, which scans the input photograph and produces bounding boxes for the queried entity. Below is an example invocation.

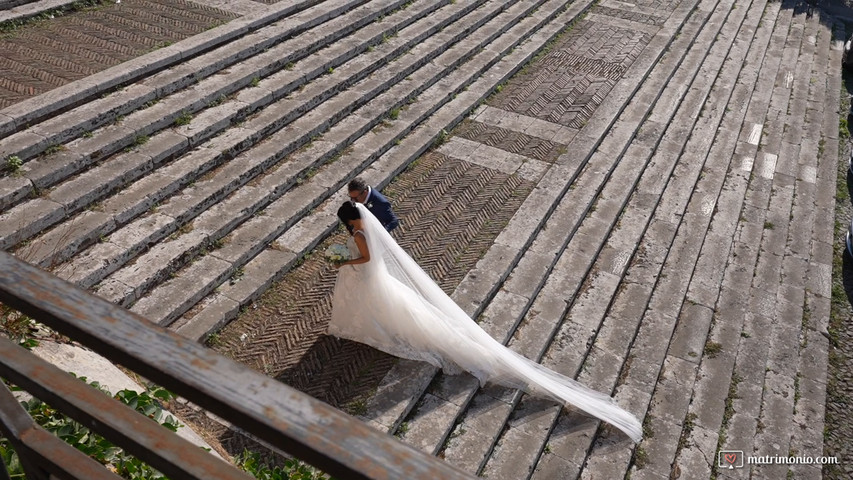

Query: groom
[347,178,400,232]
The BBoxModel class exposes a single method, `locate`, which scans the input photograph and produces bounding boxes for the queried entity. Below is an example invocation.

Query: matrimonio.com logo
[718,450,839,469]
[718,450,744,469]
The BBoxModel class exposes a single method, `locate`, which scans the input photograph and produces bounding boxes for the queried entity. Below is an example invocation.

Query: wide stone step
[0,0,355,147]
[477,0,775,477]
[625,0,794,469]
[546,2,815,479]
[93,0,580,328]
[11,0,478,270]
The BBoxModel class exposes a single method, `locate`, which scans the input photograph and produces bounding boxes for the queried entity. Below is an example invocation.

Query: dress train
[328,204,642,442]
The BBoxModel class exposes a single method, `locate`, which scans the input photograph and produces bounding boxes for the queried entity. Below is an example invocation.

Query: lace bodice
[346,230,364,260]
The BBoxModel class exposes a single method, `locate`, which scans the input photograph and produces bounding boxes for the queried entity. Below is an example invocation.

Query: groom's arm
[372,193,400,231]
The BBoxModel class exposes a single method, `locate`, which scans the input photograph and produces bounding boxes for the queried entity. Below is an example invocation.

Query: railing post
[0,382,49,480]
[0,375,122,480]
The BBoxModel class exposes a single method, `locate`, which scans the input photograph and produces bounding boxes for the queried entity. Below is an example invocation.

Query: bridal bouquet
[324,244,350,265]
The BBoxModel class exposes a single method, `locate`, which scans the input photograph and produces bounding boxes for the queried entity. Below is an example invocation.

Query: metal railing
[0,252,474,480]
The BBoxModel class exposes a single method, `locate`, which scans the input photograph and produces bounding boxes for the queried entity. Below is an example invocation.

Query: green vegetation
[432,129,448,148]
[0,367,333,479]
[0,303,38,349]
[704,340,723,358]
[44,144,65,155]
[0,380,180,480]
[236,451,331,480]
[5,155,22,173]
[174,111,193,127]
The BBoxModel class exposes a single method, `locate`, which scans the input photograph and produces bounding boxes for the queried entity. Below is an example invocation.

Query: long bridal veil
[329,203,642,442]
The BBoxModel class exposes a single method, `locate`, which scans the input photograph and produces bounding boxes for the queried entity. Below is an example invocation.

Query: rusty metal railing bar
[0,252,474,480]
[0,336,254,480]
[0,375,122,480]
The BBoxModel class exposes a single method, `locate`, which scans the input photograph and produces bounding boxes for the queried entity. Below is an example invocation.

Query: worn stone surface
[0,0,844,478]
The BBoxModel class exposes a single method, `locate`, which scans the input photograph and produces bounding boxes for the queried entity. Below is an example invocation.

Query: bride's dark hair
[337,201,361,234]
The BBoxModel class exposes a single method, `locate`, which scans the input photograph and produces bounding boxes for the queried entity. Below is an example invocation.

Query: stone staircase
[0,0,839,478]
[0,0,595,334]
[337,0,836,478]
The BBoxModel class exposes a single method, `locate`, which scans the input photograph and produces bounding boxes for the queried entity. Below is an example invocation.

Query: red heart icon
[725,453,737,465]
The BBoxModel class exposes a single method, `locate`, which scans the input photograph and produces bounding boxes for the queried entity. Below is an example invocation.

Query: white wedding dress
[329,204,642,442]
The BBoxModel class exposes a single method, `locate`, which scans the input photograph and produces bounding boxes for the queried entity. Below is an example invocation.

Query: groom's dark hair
[337,201,361,234]
[348,178,368,192]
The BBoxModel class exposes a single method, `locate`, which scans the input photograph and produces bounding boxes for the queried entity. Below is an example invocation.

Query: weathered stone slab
[631,416,682,479]
[131,254,234,325]
[0,174,33,212]
[595,283,653,354]
[173,292,242,342]
[650,353,698,425]
[442,392,516,473]
[48,152,154,212]
[106,230,209,304]
[359,360,436,431]
[530,451,582,480]
[0,197,64,250]
[398,392,462,455]
[674,424,718,480]
[668,302,714,363]
[15,210,115,269]
[476,289,528,342]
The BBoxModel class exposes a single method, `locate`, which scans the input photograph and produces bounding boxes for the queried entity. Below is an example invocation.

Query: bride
[328,201,642,442]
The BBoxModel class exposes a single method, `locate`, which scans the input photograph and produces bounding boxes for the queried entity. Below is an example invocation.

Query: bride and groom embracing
[328,179,642,443]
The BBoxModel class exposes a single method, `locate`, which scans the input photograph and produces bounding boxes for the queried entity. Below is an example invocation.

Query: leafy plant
[44,144,65,155]
[0,379,180,479]
[235,450,332,480]
[5,155,22,173]
[174,111,193,127]
[432,129,448,148]
[0,304,38,350]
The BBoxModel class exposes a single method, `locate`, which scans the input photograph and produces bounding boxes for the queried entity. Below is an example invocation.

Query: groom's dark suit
[365,187,400,232]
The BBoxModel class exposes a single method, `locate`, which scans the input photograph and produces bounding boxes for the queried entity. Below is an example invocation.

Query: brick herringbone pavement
[213,151,534,410]
[0,0,235,108]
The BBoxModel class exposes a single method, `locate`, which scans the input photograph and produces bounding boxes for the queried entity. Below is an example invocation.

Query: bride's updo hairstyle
[337,201,361,234]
